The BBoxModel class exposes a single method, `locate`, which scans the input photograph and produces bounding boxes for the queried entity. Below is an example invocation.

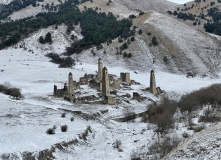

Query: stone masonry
[97,58,103,81]
[68,72,75,102]
[150,70,157,94]
[102,67,110,97]
[120,72,131,83]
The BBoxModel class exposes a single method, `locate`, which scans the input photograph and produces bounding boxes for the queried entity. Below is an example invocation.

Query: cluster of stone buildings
[53,58,161,105]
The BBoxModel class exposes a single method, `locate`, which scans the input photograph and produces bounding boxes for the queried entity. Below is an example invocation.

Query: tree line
[0,0,132,52]
[204,8,221,36]
[0,0,45,20]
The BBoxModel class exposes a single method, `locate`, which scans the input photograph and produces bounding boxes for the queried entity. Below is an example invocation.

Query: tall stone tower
[97,58,103,81]
[102,67,110,97]
[68,72,75,97]
[150,70,157,94]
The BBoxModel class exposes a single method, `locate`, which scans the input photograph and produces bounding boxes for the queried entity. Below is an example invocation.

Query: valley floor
[1,46,221,159]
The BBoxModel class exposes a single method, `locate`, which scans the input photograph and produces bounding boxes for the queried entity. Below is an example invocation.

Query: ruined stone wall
[104,96,116,105]
[80,77,88,85]
[89,79,101,91]
[54,84,68,97]
[120,72,131,83]
[110,78,121,90]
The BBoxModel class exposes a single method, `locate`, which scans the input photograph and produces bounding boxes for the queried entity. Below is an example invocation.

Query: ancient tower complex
[150,70,157,94]
[102,67,110,97]
[68,72,75,102]
[97,58,103,81]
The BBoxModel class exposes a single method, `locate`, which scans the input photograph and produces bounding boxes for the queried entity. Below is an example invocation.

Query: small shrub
[46,128,55,134]
[123,52,127,58]
[127,53,132,58]
[61,113,66,118]
[0,83,22,100]
[71,117,74,121]
[61,125,68,132]
[38,32,52,44]
[148,136,181,158]
[152,36,159,46]
[118,37,123,43]
[122,42,128,50]
[148,97,177,135]
[9,87,22,100]
[53,125,57,129]
[138,29,142,34]
[130,37,135,41]
[123,107,136,122]
[131,151,142,160]
[139,12,144,16]
[163,56,168,64]
[113,140,122,148]
[193,124,205,132]
[182,132,189,138]
[141,114,148,122]
[129,14,136,19]
[45,53,75,68]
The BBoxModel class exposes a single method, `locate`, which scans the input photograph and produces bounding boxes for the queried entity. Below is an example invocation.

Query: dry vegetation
[0,83,23,100]
[179,83,221,112]
[148,97,177,135]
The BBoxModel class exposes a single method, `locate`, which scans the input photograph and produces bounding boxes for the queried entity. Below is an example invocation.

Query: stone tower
[102,67,110,97]
[68,72,75,98]
[97,58,103,81]
[150,70,157,94]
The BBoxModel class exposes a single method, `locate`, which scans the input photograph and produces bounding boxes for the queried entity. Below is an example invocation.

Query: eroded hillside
[163,124,221,160]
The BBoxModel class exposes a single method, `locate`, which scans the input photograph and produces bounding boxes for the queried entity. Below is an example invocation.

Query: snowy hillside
[114,0,177,13]
[0,0,13,4]
[164,124,221,160]
[144,12,221,76]
[6,0,64,21]
[1,0,221,159]
[1,25,221,158]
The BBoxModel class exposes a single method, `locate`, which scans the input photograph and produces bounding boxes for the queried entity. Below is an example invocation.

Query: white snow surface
[0,0,13,4]
[145,12,221,75]
[1,20,221,159]
[1,35,221,158]
[3,0,64,21]
[164,124,221,160]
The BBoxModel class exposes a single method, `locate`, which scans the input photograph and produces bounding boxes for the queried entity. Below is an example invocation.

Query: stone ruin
[149,70,161,95]
[53,58,161,105]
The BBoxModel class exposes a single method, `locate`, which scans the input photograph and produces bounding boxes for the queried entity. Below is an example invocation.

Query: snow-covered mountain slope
[163,124,221,160]
[78,0,221,76]
[0,0,13,4]
[114,0,177,13]
[78,0,139,20]
[5,0,64,21]
[1,32,221,158]
[1,0,221,158]
[177,0,221,17]
[143,12,221,76]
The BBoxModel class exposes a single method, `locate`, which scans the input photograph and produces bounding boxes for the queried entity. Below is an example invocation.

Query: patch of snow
[0,0,13,4]
[145,12,221,76]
